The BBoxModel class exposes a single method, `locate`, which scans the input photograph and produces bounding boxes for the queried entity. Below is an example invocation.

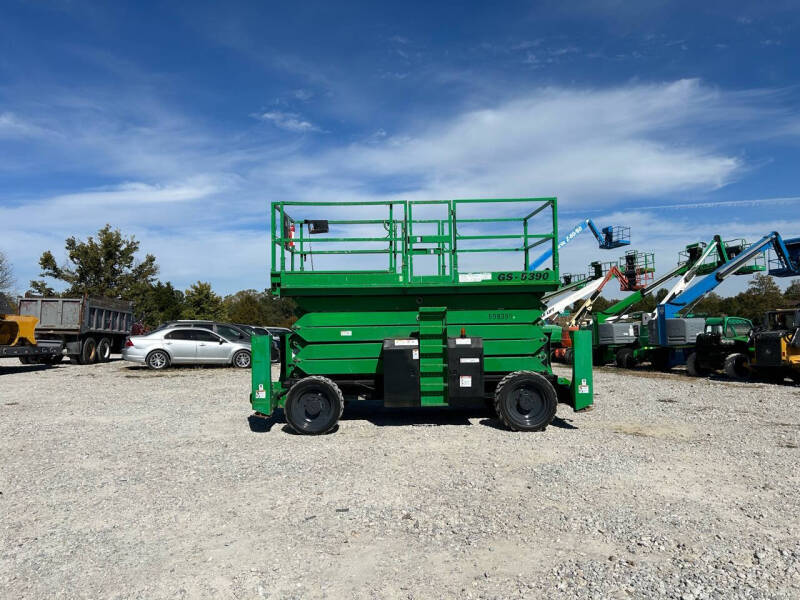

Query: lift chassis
[251,198,593,434]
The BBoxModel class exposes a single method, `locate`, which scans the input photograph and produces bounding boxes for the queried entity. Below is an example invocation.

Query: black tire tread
[724,353,748,380]
[493,370,557,432]
[285,376,344,435]
[686,352,702,377]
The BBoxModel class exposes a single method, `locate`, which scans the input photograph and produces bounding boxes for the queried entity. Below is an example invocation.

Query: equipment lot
[1,359,798,599]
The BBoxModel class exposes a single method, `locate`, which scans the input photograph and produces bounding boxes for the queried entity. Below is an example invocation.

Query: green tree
[259,289,299,327]
[130,281,185,327]
[785,279,800,303]
[224,289,267,324]
[223,288,299,327]
[182,281,225,320]
[30,225,158,298]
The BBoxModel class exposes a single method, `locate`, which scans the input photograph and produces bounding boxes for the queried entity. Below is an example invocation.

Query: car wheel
[233,350,251,368]
[146,350,170,370]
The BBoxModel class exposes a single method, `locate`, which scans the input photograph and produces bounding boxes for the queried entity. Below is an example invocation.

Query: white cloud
[0,112,51,138]
[4,78,800,295]
[255,110,320,132]
[257,79,765,204]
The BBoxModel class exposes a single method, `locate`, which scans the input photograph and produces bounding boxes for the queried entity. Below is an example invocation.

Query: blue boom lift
[529,219,630,271]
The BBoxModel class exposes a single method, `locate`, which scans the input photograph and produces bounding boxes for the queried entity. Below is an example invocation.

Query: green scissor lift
[251,198,593,434]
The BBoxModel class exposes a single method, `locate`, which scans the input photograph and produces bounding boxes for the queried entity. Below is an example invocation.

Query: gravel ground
[1,357,799,599]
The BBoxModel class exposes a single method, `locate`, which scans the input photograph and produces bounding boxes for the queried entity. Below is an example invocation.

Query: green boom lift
[250,198,593,434]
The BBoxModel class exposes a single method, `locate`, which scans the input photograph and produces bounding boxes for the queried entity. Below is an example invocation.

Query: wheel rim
[149,352,167,368]
[507,383,547,428]
[235,352,250,367]
[99,341,110,360]
[290,389,334,431]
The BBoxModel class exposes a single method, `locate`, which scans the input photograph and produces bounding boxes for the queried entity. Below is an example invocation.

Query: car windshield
[216,324,248,342]
[728,321,752,337]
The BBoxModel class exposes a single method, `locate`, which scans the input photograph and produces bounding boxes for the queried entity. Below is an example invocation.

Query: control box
[447,337,484,403]
[382,338,420,407]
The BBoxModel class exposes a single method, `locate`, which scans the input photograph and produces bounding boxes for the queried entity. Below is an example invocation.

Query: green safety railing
[270,198,558,284]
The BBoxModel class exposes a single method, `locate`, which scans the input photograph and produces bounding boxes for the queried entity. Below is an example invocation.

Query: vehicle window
[192,330,220,342]
[217,325,246,341]
[728,321,751,337]
[254,328,269,336]
[706,324,723,335]
[165,330,195,340]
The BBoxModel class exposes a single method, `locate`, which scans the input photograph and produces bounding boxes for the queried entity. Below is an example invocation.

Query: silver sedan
[122,327,252,370]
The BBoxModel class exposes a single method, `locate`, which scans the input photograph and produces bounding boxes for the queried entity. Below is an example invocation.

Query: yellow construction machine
[0,297,62,364]
[0,298,39,347]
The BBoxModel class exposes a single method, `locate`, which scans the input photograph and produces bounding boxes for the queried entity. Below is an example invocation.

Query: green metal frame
[253,198,593,415]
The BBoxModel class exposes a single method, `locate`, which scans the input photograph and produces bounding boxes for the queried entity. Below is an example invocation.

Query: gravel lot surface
[1,357,799,599]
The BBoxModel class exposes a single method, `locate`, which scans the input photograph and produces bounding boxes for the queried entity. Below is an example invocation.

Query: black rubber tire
[284,376,344,435]
[18,356,30,365]
[724,353,749,380]
[96,338,112,362]
[45,354,64,365]
[493,370,557,432]
[615,348,635,369]
[790,370,800,385]
[232,350,251,369]
[564,348,574,364]
[145,349,170,370]
[79,337,97,365]
[686,352,704,377]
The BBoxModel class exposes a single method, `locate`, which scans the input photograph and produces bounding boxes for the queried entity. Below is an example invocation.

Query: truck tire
[284,376,343,435]
[493,370,557,432]
[232,350,251,369]
[18,356,30,365]
[724,353,749,380]
[45,354,64,365]
[146,350,170,370]
[686,352,704,377]
[96,338,112,362]
[790,370,800,385]
[79,337,97,365]
[615,348,635,369]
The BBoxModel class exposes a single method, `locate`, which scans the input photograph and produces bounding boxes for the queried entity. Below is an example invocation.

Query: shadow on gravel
[247,402,580,432]
[0,364,54,376]
[248,411,284,432]
[478,415,578,430]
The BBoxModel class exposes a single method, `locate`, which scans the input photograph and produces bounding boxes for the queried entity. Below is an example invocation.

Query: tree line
[2,225,297,328]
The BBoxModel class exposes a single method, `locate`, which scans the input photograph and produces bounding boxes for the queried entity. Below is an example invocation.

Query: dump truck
[18,296,134,364]
[250,197,593,435]
[0,297,62,363]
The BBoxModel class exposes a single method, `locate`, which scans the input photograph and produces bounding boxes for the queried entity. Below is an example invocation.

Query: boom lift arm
[656,231,800,345]
[529,219,630,271]
[594,240,720,326]
[660,232,800,321]
[564,266,629,327]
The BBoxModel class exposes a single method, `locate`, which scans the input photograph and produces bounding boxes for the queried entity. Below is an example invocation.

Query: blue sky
[2,0,800,297]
